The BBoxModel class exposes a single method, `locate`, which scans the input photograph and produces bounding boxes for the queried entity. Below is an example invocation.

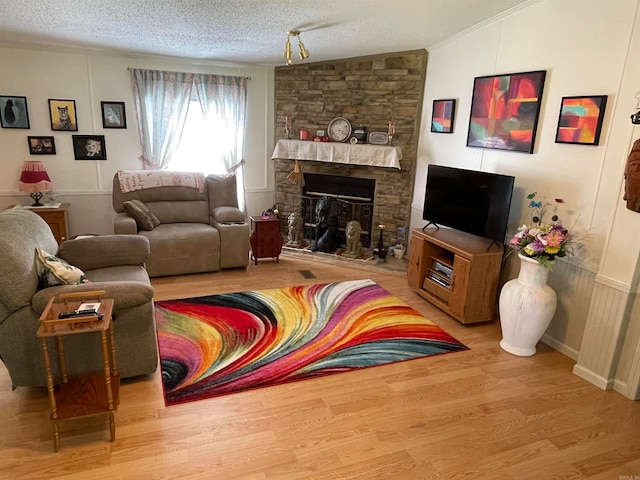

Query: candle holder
[285,114,292,139]
[388,119,395,145]
[373,224,387,262]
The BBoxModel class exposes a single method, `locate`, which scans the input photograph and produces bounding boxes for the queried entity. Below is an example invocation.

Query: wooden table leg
[100,330,116,441]
[39,337,60,451]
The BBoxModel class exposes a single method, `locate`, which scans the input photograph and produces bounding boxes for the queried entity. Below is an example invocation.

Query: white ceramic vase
[498,253,557,356]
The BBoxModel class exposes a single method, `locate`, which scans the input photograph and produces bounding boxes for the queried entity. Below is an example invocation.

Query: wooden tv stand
[407,227,503,324]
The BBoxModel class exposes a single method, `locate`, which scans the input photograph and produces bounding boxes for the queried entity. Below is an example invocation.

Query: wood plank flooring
[1,254,638,479]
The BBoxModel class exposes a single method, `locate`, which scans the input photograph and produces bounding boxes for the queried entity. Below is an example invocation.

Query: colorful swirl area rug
[155,279,468,405]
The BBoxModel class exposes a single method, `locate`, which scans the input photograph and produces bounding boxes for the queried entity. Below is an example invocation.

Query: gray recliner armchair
[0,209,158,388]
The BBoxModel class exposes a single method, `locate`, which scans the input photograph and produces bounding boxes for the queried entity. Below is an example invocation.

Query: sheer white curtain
[129,68,193,170]
[193,74,248,212]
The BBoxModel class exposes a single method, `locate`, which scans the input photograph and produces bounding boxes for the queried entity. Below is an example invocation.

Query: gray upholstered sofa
[112,173,250,277]
[0,209,158,388]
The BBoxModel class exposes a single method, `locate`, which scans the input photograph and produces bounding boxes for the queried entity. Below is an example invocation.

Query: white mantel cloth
[271,139,402,170]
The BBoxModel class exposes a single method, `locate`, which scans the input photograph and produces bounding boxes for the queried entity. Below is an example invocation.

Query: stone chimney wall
[273,49,427,247]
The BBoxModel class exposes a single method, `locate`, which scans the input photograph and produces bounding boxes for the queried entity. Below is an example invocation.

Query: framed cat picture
[48,99,78,131]
[72,134,106,160]
[27,136,56,155]
[0,95,30,129]
[101,101,127,128]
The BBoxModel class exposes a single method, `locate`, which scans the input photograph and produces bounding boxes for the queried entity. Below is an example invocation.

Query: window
[129,68,247,211]
[167,97,229,175]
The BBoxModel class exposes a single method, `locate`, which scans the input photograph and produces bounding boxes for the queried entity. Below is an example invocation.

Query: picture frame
[431,99,456,133]
[555,95,607,146]
[27,136,56,155]
[48,99,78,131]
[72,134,107,160]
[100,101,127,129]
[0,95,30,129]
[466,70,547,154]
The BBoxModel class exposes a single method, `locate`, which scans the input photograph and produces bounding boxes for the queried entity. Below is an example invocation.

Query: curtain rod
[127,67,250,80]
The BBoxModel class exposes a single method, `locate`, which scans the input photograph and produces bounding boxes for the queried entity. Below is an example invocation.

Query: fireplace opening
[301,173,376,248]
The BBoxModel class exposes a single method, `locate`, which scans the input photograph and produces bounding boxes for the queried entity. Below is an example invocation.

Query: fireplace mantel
[271,139,402,170]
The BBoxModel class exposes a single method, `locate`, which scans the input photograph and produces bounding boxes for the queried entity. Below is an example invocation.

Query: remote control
[58,309,98,319]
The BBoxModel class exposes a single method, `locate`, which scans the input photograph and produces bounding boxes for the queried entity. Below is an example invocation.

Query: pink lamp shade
[18,161,52,206]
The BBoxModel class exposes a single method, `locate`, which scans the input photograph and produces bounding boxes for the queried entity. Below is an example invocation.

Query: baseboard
[572,364,614,390]
[613,379,629,396]
[541,334,579,361]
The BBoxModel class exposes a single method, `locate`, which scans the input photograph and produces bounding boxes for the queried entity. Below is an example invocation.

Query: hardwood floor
[1,254,638,479]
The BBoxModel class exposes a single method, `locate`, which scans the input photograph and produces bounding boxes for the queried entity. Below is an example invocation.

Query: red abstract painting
[555,95,607,145]
[467,70,546,153]
[431,99,456,134]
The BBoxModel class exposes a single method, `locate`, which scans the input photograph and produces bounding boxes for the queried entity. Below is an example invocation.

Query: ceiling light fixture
[284,30,309,65]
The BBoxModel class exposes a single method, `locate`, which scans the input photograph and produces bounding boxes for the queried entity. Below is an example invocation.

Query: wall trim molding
[428,0,540,49]
[613,379,630,397]
[595,273,633,294]
[573,364,614,390]
[1,191,112,197]
[541,334,579,361]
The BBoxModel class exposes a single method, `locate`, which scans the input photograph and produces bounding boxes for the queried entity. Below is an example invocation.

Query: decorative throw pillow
[123,199,160,231]
[35,248,88,287]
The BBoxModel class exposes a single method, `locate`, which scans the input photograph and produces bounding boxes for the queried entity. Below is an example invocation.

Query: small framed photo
[555,95,607,146]
[48,99,78,131]
[431,99,456,133]
[72,134,106,160]
[27,136,56,155]
[0,95,30,129]
[101,101,127,129]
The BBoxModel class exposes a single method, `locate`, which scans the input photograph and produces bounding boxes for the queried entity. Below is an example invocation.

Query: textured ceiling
[0,0,532,65]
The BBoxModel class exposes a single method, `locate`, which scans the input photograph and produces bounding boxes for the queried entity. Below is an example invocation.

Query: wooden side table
[250,215,283,265]
[8,203,70,244]
[37,291,119,451]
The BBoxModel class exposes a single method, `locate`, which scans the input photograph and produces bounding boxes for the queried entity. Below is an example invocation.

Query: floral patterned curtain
[129,68,193,170]
[193,73,247,211]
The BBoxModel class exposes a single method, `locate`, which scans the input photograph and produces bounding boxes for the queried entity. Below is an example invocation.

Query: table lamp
[18,161,52,206]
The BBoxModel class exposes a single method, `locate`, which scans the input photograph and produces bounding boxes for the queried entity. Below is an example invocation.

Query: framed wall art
[0,95,30,129]
[101,101,127,129]
[555,95,607,145]
[48,99,78,131]
[72,134,106,160]
[27,136,56,155]
[431,99,456,133]
[466,70,546,154]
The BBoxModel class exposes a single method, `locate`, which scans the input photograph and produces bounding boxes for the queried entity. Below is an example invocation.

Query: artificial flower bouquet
[507,192,578,269]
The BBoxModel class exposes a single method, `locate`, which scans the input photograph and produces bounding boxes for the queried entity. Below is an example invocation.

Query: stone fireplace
[273,139,411,250]
[273,49,428,250]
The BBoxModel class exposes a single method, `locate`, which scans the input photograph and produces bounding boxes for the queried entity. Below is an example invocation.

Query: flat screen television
[422,165,515,245]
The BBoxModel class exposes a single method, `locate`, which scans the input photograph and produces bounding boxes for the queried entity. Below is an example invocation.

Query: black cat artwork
[3,99,15,125]
[0,96,29,128]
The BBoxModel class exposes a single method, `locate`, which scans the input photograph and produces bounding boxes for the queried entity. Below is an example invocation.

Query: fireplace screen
[301,173,376,248]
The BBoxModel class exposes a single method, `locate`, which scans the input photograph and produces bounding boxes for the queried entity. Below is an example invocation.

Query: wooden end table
[37,290,119,451]
[250,215,283,264]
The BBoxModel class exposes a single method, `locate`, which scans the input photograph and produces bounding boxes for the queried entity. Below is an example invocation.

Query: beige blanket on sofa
[117,170,205,193]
